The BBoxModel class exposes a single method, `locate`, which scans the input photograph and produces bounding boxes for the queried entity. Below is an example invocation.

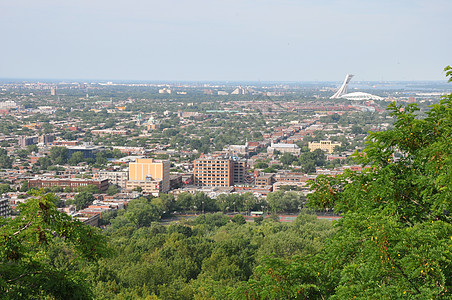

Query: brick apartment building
[194,155,248,187]
[194,156,233,187]
[28,178,109,192]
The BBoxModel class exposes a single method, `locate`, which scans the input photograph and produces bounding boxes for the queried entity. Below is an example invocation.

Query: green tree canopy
[49,146,68,165]
[254,162,269,169]
[280,152,297,165]
[176,192,193,212]
[106,184,120,196]
[73,191,96,210]
[231,214,246,224]
[0,192,109,299]
[0,183,12,194]
[37,156,52,170]
[68,151,84,165]
[0,148,13,169]
[19,180,29,192]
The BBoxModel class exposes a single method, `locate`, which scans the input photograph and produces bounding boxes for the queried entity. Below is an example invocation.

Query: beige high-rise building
[127,159,170,194]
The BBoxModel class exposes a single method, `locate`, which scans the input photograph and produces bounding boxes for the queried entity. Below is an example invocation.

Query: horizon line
[0,77,449,84]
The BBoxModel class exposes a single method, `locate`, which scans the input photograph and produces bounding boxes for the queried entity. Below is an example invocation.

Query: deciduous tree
[0,192,109,299]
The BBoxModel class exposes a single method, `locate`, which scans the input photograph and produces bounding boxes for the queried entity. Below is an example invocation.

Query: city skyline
[1,0,450,82]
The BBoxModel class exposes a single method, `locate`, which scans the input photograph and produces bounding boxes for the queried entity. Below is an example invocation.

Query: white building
[0,101,17,110]
[99,171,128,189]
[267,143,301,155]
[159,88,172,94]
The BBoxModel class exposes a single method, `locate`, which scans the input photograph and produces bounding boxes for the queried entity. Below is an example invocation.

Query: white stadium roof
[330,75,384,101]
[340,92,384,101]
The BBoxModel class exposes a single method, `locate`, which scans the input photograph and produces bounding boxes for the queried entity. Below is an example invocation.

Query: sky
[0,0,450,82]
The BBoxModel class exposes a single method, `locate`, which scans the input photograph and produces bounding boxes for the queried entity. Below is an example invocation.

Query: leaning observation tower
[330,74,354,99]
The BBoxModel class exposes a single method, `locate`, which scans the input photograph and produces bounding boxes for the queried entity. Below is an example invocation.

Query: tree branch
[6,271,43,283]
[12,221,33,236]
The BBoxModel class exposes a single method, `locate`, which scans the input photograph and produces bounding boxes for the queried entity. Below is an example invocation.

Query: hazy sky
[1,0,450,81]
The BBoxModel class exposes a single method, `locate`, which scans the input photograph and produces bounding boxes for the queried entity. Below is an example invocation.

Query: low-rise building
[67,145,104,160]
[99,171,128,189]
[223,144,249,157]
[254,174,275,187]
[273,172,313,185]
[181,174,194,185]
[267,143,301,155]
[234,185,273,196]
[272,181,309,193]
[91,129,128,136]
[112,146,145,155]
[126,180,164,196]
[28,178,109,192]
[73,213,100,227]
[308,140,342,154]
[169,174,183,190]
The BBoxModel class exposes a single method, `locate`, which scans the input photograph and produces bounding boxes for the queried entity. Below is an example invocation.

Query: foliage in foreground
[0,192,110,299]
[238,71,452,299]
[86,212,334,299]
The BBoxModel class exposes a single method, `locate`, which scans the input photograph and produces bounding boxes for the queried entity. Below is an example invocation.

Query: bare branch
[6,271,43,283]
[12,221,33,236]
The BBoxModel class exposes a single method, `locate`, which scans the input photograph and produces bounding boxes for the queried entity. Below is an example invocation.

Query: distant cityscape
[0,75,449,224]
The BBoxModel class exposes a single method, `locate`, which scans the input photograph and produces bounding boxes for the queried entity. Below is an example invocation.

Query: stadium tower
[330,74,354,99]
